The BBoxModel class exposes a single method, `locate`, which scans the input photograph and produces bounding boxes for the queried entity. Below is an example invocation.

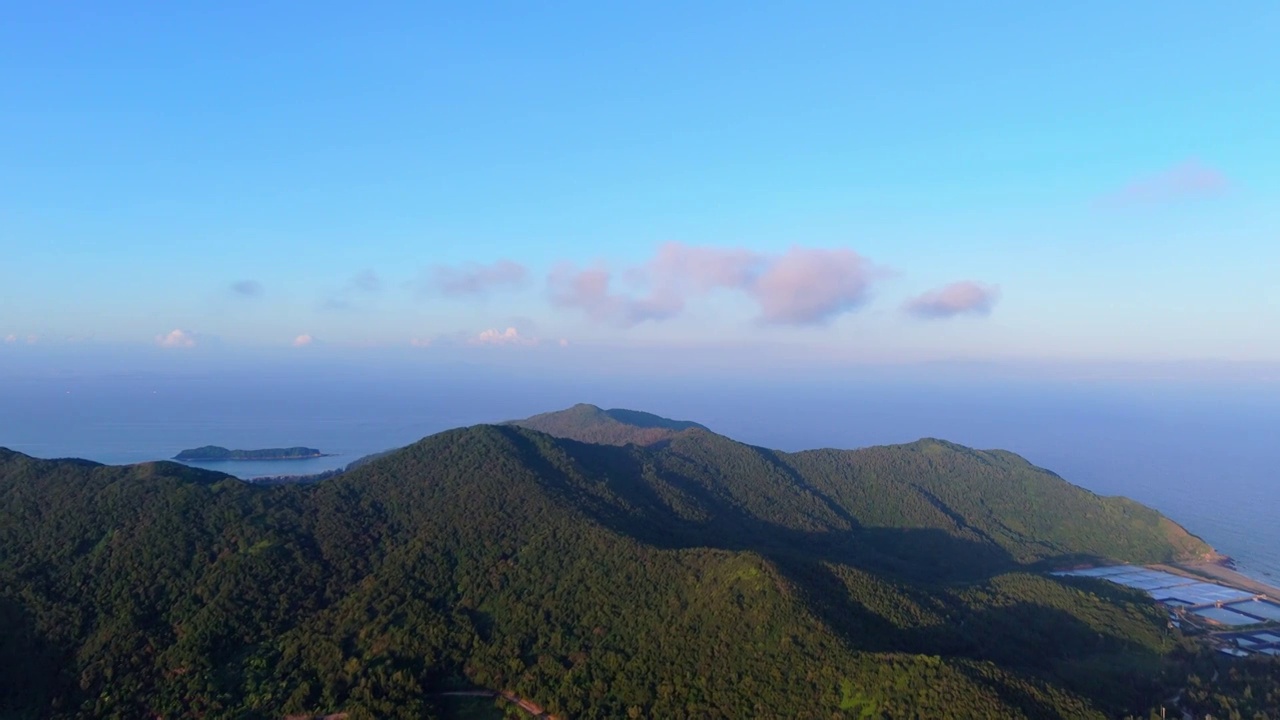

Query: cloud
[3,334,14,343]
[752,248,877,324]
[1101,160,1228,207]
[156,329,197,348]
[292,334,314,347]
[549,243,880,327]
[548,264,683,325]
[469,327,539,346]
[231,280,263,297]
[420,260,529,297]
[348,269,381,293]
[320,297,354,311]
[321,269,383,311]
[904,281,1000,319]
[412,322,560,348]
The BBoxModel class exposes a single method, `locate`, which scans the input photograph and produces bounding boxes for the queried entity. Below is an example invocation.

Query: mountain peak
[504,404,709,446]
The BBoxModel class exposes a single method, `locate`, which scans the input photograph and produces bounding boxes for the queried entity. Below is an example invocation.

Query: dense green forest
[1,407,1268,719]
[506,403,708,447]
[173,446,329,461]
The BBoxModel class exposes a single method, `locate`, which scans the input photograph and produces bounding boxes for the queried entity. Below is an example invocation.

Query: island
[172,445,332,461]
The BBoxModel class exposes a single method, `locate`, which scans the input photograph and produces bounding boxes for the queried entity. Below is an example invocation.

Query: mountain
[0,410,1244,720]
[504,403,708,446]
[506,406,1214,572]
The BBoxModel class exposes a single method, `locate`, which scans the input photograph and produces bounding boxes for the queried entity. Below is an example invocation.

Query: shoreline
[1151,561,1280,599]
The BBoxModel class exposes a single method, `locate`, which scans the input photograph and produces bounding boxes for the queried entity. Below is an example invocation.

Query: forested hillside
[505,403,708,446]
[0,410,1248,720]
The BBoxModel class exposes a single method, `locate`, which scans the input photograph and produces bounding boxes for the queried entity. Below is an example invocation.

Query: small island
[173,446,332,461]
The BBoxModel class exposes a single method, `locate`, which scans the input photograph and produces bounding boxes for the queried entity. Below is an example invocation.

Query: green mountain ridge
[0,407,1247,719]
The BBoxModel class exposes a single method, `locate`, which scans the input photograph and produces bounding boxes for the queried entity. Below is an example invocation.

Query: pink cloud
[3,334,15,344]
[1101,159,1228,206]
[421,260,528,297]
[156,329,197,348]
[292,334,314,347]
[904,281,1000,319]
[549,243,880,326]
[648,243,760,291]
[548,263,684,325]
[752,247,875,324]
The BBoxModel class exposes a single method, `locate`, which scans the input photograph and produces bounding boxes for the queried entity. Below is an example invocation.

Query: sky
[2,2,1278,376]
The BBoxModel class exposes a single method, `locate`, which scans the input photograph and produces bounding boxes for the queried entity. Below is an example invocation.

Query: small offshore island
[173,445,331,461]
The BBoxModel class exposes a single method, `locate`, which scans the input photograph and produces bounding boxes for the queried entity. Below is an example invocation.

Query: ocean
[3,370,1277,581]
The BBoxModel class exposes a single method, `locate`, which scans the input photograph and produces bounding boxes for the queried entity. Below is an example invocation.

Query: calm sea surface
[3,372,1276,582]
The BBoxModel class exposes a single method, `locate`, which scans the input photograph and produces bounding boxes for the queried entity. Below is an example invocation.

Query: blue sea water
[3,370,1277,582]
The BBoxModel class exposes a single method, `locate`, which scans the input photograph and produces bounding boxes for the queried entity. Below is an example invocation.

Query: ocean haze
[3,366,1276,582]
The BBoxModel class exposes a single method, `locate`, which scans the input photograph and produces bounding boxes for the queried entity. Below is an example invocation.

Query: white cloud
[469,327,538,346]
[292,334,314,347]
[409,324,560,349]
[156,329,197,348]
[3,334,15,343]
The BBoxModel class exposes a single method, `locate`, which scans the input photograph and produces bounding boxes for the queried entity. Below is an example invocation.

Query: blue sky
[2,2,1278,370]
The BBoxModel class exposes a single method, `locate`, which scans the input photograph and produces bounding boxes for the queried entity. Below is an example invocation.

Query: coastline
[1152,561,1280,599]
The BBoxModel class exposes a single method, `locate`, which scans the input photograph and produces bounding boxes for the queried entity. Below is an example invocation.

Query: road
[437,690,553,719]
